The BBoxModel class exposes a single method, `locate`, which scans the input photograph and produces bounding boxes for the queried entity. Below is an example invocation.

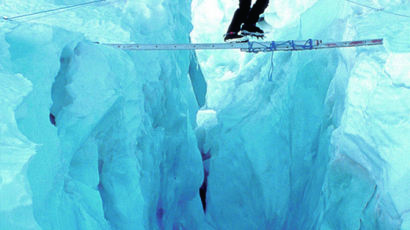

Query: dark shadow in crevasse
[49,46,76,126]
[199,151,211,212]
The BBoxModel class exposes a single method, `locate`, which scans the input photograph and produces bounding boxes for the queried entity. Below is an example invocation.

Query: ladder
[101,39,383,53]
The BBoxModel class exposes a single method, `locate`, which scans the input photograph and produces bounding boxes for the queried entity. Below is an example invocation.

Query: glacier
[0,0,409,229]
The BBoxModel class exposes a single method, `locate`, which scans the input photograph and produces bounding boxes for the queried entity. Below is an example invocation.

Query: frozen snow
[0,0,409,229]
[1,0,206,229]
[192,0,409,229]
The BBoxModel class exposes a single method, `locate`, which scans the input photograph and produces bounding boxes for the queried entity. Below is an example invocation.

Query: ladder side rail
[103,40,319,51]
[102,39,382,51]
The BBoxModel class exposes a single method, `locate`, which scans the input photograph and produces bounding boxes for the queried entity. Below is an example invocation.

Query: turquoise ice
[0,0,409,229]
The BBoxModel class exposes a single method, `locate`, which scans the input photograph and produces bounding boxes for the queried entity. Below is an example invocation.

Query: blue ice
[0,0,409,229]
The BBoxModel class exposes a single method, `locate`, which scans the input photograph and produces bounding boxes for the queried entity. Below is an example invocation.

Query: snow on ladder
[101,39,383,53]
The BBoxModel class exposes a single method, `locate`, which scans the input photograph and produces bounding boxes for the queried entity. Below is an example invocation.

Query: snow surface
[0,0,409,229]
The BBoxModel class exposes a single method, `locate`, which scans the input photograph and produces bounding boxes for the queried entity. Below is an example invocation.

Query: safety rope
[268,50,274,82]
[245,39,316,81]
[246,39,314,53]
[345,0,410,18]
[269,41,276,51]
[2,0,106,21]
[247,41,256,53]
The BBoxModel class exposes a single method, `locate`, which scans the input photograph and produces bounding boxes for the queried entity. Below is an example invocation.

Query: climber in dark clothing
[224,0,269,42]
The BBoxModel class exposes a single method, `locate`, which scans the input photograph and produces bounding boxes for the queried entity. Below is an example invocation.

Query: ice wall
[0,0,207,229]
[192,0,409,229]
[1,0,409,229]
[0,72,39,229]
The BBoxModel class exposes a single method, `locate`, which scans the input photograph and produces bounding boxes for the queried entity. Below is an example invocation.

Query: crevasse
[0,0,409,229]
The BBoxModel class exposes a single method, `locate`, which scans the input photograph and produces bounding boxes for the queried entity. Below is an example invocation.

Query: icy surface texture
[0,73,39,229]
[0,0,206,229]
[1,0,409,229]
[192,0,409,229]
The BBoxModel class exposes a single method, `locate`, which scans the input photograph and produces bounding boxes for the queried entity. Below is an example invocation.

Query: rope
[244,41,275,81]
[245,39,317,81]
[290,40,296,50]
[303,39,313,49]
[246,39,315,53]
[345,0,410,18]
[269,41,276,51]
[265,39,312,81]
[268,50,274,82]
[247,41,256,53]
[2,0,106,21]
[268,41,276,81]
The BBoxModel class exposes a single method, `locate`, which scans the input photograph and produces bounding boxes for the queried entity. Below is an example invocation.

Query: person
[224,0,269,42]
